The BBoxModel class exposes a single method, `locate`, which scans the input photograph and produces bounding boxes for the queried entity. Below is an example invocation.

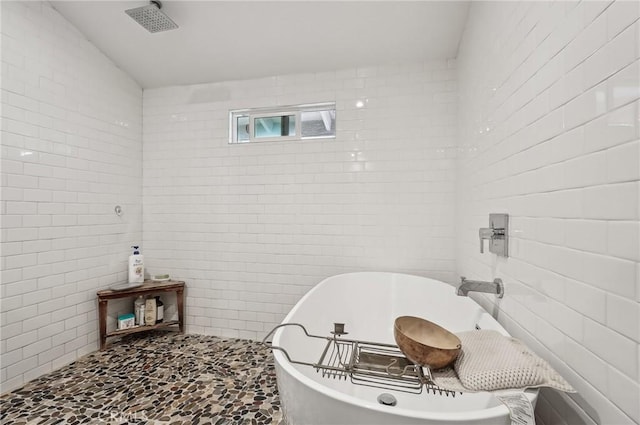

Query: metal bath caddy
[263,323,459,397]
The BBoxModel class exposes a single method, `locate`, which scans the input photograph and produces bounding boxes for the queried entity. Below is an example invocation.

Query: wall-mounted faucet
[456,276,504,298]
[479,213,509,257]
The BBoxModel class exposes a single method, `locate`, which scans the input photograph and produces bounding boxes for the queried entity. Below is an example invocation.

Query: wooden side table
[97,280,185,350]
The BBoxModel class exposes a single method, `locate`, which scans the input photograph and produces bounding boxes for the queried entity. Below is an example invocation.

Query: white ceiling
[51,1,470,89]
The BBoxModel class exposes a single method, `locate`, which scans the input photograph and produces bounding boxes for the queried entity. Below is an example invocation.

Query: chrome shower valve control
[479,213,509,257]
[478,228,495,253]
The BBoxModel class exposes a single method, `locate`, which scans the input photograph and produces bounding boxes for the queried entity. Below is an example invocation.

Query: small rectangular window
[230,103,335,144]
[301,109,335,139]
[254,113,296,139]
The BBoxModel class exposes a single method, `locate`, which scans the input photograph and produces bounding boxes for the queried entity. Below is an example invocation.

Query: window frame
[229,102,336,144]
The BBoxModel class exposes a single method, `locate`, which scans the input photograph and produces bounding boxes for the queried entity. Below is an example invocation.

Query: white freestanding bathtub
[270,272,537,425]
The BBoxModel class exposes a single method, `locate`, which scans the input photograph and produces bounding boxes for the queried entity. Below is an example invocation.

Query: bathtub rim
[272,271,538,422]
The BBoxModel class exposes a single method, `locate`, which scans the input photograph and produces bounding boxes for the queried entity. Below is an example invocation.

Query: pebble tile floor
[0,332,282,424]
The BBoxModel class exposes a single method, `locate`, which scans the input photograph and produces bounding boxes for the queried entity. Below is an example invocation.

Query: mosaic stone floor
[0,332,282,424]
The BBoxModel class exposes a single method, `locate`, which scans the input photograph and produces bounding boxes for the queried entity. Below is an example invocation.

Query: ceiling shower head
[125,1,178,33]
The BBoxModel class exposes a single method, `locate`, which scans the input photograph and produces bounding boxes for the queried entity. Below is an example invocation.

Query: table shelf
[97,280,185,350]
[106,320,181,338]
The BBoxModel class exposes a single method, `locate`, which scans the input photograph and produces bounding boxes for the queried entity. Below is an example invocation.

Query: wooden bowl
[394,316,461,369]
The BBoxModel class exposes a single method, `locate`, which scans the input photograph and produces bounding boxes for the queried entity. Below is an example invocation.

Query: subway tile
[535,319,568,359]
[583,318,638,379]
[607,220,640,262]
[581,251,636,298]
[22,338,51,360]
[566,371,635,425]
[584,102,637,153]
[22,363,52,384]
[564,12,608,73]
[606,365,640,422]
[564,83,608,130]
[608,0,639,40]
[0,215,22,230]
[583,22,639,90]
[562,151,608,189]
[4,278,35,298]
[535,218,565,246]
[0,242,22,257]
[605,22,639,77]
[606,293,640,342]
[4,253,38,269]
[6,330,38,352]
[6,356,38,381]
[565,338,609,395]
[0,349,23,375]
[2,188,25,202]
[546,299,584,341]
[37,345,65,366]
[6,227,38,242]
[564,219,608,254]
[537,189,584,219]
[0,295,23,313]
[0,323,23,342]
[606,60,640,110]
[564,278,607,324]
[582,1,615,28]
[583,182,638,220]
[606,140,640,183]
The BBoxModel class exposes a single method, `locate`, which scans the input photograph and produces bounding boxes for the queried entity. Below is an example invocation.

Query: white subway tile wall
[2,2,638,425]
[142,60,458,340]
[457,1,639,424]
[0,2,143,393]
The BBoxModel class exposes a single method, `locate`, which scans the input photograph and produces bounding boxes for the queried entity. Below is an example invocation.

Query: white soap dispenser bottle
[128,245,144,283]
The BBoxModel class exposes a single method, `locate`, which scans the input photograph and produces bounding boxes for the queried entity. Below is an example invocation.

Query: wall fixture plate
[479,213,508,257]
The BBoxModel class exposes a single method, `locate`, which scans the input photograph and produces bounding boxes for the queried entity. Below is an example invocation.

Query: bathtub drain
[377,393,397,406]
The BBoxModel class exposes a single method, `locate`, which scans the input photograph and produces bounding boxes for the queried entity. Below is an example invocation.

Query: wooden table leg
[176,288,184,333]
[98,299,108,350]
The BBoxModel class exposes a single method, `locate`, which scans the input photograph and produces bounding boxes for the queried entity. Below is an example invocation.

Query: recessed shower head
[125,1,178,33]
